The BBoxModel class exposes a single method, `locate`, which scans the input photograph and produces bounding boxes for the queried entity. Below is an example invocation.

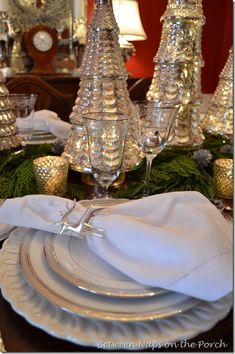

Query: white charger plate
[0,232,232,349]
[19,228,199,322]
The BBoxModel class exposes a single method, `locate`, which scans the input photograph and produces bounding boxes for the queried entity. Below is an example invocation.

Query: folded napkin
[0,195,83,235]
[16,109,71,140]
[0,192,232,301]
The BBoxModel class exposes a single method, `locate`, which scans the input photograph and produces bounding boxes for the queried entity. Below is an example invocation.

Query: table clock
[25,25,58,74]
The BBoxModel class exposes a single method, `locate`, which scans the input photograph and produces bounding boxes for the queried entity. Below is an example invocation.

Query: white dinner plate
[44,234,166,298]
[19,228,199,322]
[0,231,232,349]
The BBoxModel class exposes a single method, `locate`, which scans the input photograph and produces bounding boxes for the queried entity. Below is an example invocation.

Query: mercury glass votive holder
[33,156,69,197]
[213,159,233,199]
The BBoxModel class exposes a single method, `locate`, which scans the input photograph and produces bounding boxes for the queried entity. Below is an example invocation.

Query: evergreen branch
[66,183,87,200]
[14,160,38,197]
[0,134,232,200]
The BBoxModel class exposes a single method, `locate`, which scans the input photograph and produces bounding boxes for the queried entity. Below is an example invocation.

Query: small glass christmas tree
[147,0,205,148]
[0,71,21,151]
[202,47,233,139]
[63,0,142,173]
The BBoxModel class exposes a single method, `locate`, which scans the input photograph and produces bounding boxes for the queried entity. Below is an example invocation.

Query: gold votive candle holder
[213,158,233,199]
[33,156,69,197]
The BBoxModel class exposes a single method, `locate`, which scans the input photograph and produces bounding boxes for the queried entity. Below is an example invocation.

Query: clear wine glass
[9,93,37,142]
[83,112,129,199]
[134,101,178,197]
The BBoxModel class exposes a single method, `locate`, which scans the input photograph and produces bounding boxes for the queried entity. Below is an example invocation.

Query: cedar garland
[0,133,232,200]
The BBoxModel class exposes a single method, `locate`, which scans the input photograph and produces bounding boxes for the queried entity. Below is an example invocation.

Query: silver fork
[58,201,105,239]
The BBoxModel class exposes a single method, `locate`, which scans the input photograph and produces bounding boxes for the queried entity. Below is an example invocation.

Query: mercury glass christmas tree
[147,0,205,147]
[0,71,21,151]
[202,47,233,139]
[63,0,142,173]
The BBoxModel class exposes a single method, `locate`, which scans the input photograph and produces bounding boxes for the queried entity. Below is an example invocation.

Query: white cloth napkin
[0,195,83,235]
[0,192,232,301]
[16,109,71,140]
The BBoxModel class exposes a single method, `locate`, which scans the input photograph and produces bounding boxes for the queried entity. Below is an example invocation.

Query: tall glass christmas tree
[147,0,205,148]
[63,0,142,173]
[202,47,233,139]
[0,71,21,151]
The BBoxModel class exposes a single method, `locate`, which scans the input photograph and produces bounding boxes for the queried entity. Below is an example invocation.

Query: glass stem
[143,155,154,197]
[94,184,110,199]
[104,185,110,199]
[93,184,101,199]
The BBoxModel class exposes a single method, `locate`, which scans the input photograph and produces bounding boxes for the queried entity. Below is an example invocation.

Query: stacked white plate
[0,199,232,349]
[26,130,57,144]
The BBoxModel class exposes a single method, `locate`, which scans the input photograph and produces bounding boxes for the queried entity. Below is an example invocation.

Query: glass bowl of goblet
[83,112,129,199]
[134,101,179,196]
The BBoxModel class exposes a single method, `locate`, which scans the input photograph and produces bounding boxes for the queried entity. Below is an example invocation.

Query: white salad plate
[0,231,232,349]
[19,228,199,322]
[44,234,166,298]
[45,196,166,298]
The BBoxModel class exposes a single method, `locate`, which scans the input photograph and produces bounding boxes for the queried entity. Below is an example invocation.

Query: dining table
[0,131,233,353]
[0,199,233,353]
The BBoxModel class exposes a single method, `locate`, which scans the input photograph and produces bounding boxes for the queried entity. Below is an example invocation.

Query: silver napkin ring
[57,200,106,239]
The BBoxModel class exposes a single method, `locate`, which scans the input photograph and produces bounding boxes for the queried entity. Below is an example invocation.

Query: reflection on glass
[135,101,178,196]
[84,112,129,199]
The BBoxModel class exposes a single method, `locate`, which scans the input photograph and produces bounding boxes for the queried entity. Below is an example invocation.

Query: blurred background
[87,0,233,93]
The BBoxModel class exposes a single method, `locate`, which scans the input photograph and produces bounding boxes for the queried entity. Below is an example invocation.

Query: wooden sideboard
[6,75,142,99]
[5,75,151,121]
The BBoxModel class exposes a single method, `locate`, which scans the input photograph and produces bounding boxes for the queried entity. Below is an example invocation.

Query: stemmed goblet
[9,93,37,142]
[134,101,178,197]
[83,112,129,199]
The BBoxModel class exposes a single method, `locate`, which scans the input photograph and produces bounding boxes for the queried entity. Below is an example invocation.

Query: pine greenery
[0,133,232,200]
[116,133,233,199]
